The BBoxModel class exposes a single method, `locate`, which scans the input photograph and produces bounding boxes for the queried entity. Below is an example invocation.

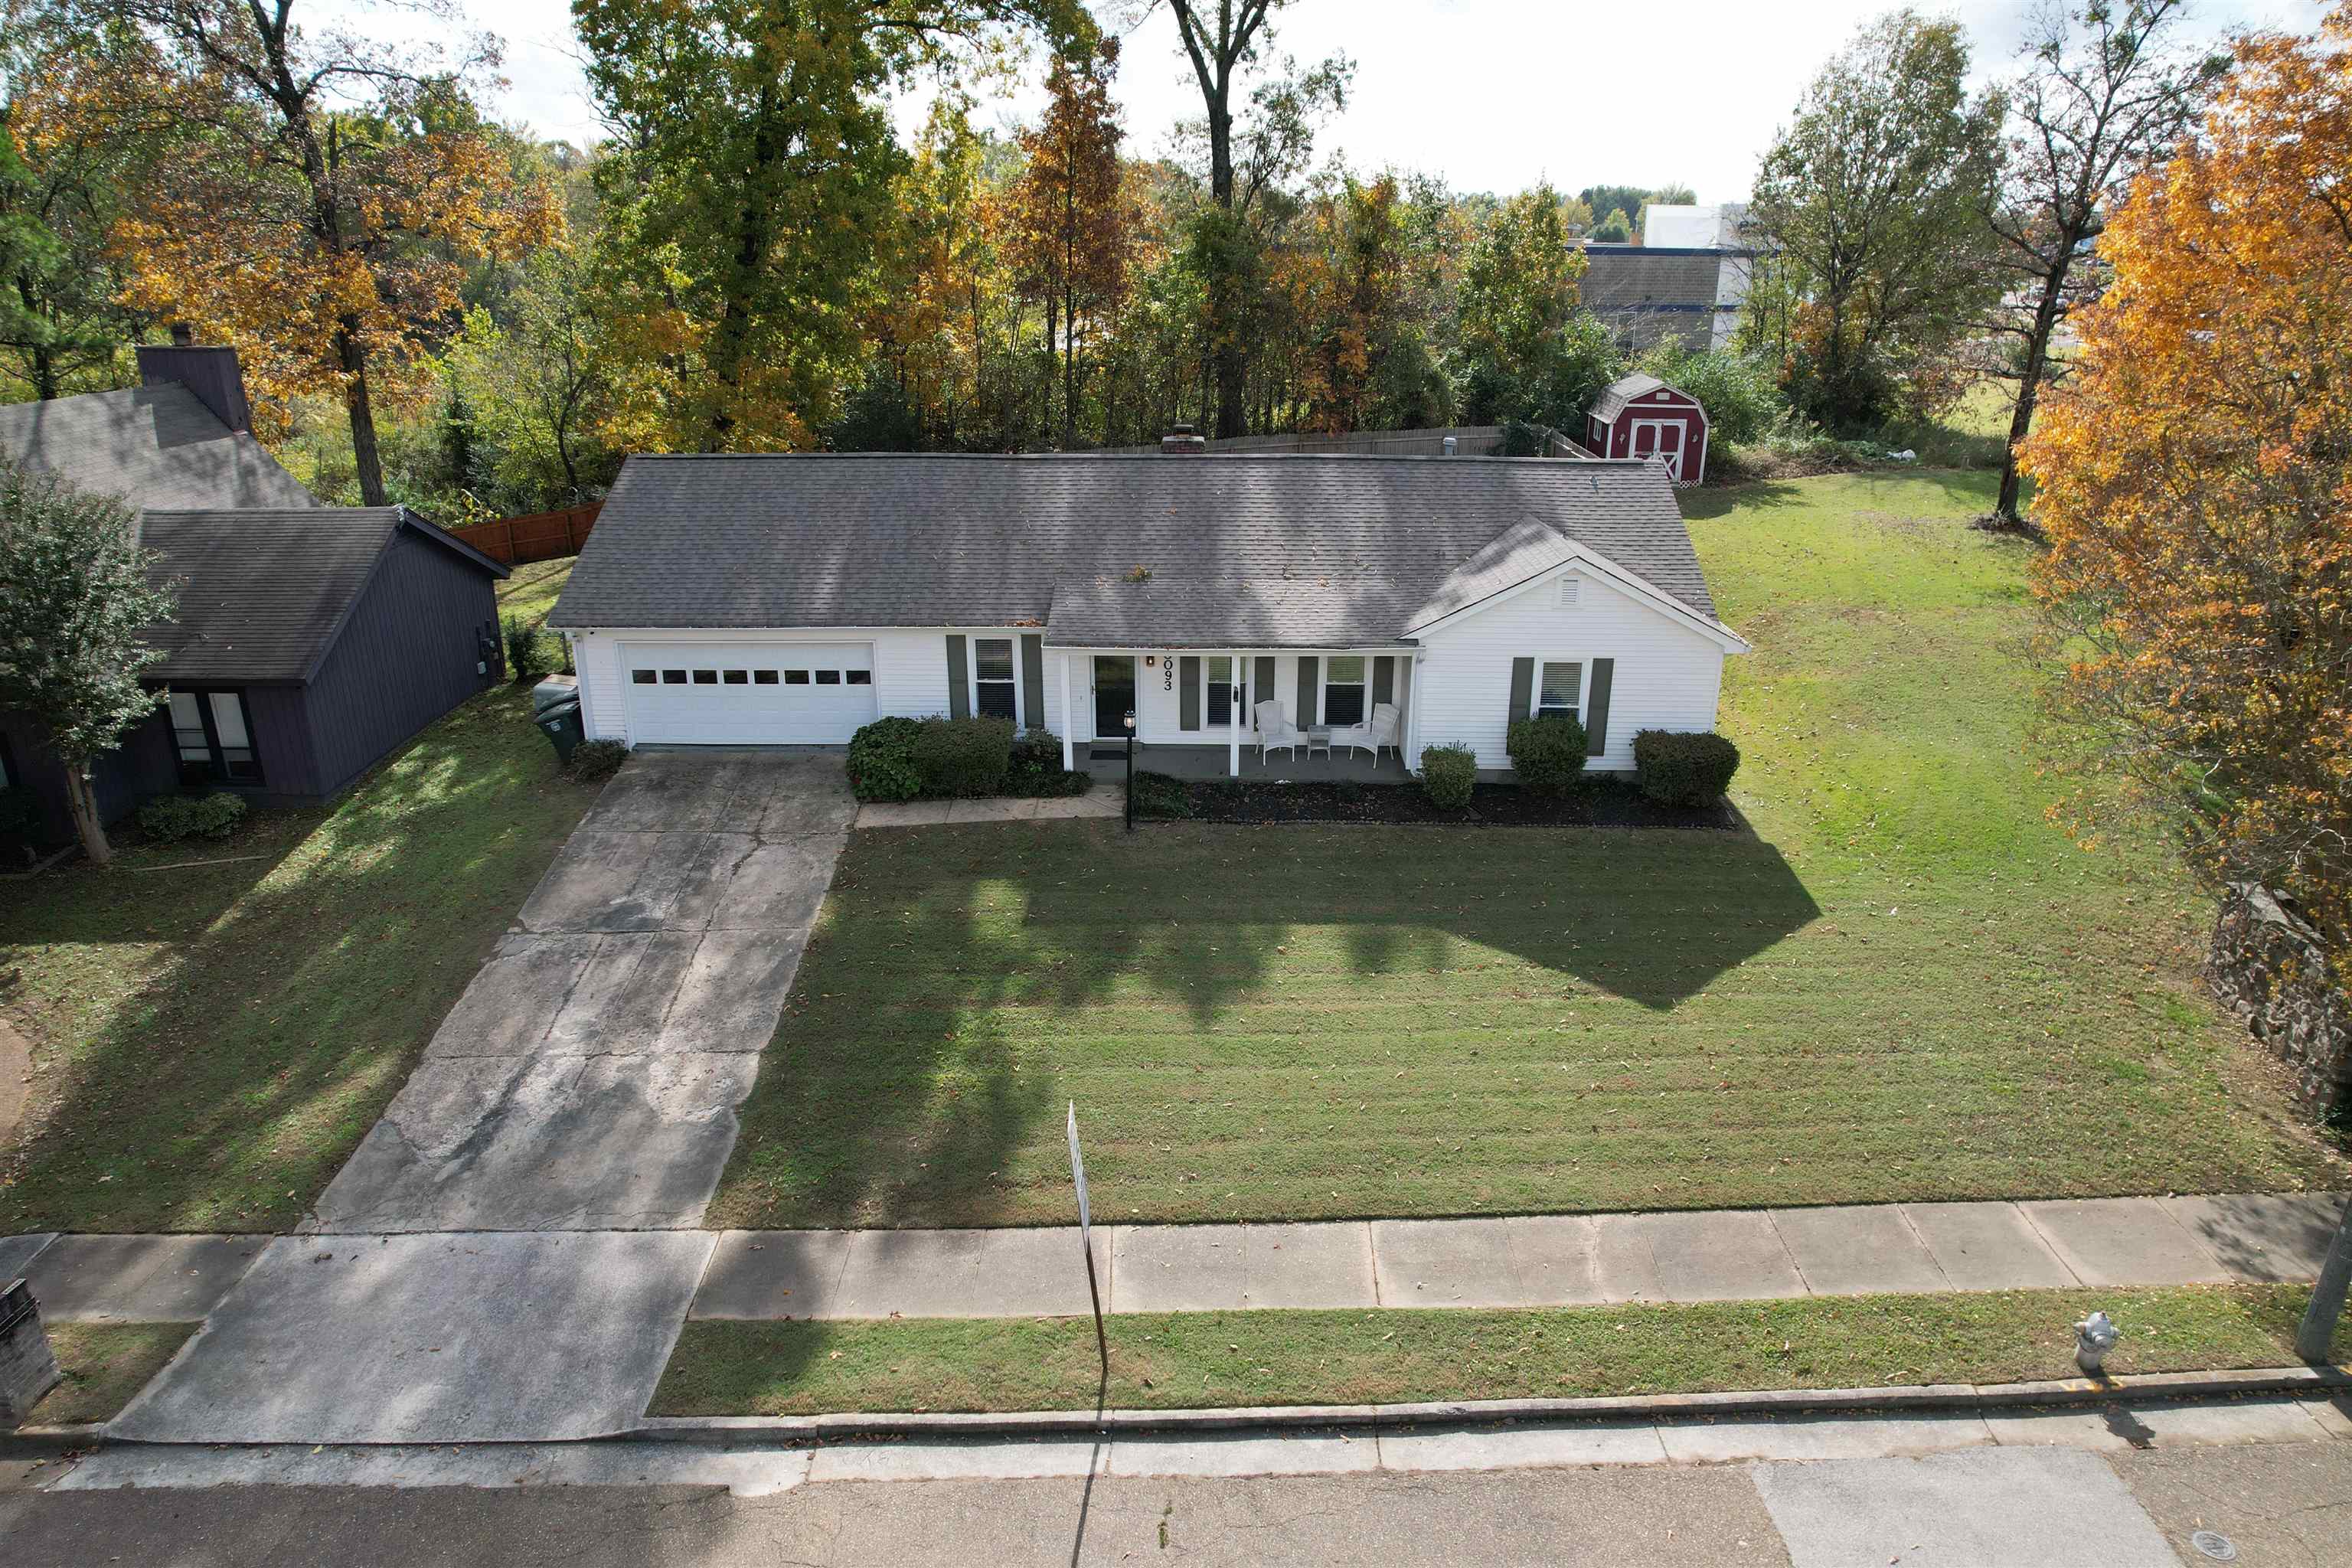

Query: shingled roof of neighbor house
[0,384,317,511]
[552,453,1729,648]
[137,508,508,682]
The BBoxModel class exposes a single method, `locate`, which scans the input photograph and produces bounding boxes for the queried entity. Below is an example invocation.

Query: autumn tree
[576,0,1086,455]
[2020,8,2352,947]
[1154,0,1349,437]
[0,459,176,865]
[91,0,558,504]
[1454,181,1614,429]
[1748,9,2005,432]
[1976,0,2222,524]
[1004,41,1129,448]
[0,15,162,399]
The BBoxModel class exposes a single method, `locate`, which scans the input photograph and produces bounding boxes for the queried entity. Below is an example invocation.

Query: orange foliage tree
[2020,8,2352,947]
[103,1,558,502]
[1002,41,1129,449]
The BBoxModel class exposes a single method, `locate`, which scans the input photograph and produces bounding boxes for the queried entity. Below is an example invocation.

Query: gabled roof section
[1592,373,1697,425]
[553,453,1723,643]
[0,384,317,510]
[1404,518,1579,632]
[137,506,505,683]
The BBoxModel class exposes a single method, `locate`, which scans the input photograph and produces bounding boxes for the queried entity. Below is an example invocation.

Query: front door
[1093,655,1136,739]
[1630,418,1687,482]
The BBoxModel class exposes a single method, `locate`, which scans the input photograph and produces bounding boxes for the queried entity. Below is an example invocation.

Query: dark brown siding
[303,527,501,798]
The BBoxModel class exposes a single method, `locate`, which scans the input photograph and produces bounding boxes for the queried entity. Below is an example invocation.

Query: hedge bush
[1130,770,1194,819]
[505,613,552,681]
[847,716,926,802]
[1008,728,1091,797]
[138,791,247,843]
[569,739,629,782]
[1419,743,1477,809]
[911,714,1014,798]
[1506,714,1588,796]
[1634,729,1740,805]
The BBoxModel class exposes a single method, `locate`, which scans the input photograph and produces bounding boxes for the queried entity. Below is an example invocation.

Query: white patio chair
[1331,701,1401,763]
[1255,698,1304,761]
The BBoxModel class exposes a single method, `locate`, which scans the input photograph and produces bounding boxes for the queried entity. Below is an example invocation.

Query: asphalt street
[6,1436,2351,1566]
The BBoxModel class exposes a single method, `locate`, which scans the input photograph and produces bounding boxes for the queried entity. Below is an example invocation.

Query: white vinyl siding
[1414,567,1726,772]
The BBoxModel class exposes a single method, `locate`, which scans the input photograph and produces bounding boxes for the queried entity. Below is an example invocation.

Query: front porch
[1082,740,1411,784]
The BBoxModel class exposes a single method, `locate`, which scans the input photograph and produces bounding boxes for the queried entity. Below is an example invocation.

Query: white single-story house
[546,452,1748,776]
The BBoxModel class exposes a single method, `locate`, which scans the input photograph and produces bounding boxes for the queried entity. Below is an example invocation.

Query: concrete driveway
[308,751,852,1233]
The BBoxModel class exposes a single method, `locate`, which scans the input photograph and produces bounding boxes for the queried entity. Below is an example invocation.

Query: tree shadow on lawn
[717,817,1821,1233]
[0,690,592,1234]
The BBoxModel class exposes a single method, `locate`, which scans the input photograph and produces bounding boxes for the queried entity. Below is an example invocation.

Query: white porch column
[1228,650,1242,777]
[1060,653,1074,771]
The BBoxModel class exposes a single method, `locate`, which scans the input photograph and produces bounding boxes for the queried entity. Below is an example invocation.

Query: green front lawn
[0,686,594,1233]
[30,1322,198,1426]
[653,1284,2342,1416]
[497,556,574,632]
[708,470,2337,1231]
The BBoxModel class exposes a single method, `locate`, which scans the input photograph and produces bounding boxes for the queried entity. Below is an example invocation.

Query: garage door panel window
[815,669,841,685]
[785,670,810,684]
[693,670,718,684]
[632,670,656,685]
[754,670,779,685]
[723,670,748,685]
[662,670,687,684]
[973,638,1017,720]
[847,669,871,685]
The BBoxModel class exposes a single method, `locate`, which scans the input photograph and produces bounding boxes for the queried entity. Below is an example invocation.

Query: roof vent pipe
[1441,436,1457,456]
[169,322,194,347]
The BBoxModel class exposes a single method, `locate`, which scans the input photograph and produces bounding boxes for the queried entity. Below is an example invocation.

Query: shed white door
[1629,418,1687,482]
[622,642,875,744]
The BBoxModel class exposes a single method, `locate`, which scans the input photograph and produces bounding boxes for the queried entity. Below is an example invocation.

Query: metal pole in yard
[1067,1102,1109,1381]
[2298,1195,2352,1362]
[1123,710,1136,833]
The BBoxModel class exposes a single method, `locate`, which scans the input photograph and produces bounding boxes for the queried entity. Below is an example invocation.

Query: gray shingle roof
[1593,374,1679,424]
[1405,518,1579,632]
[552,454,1721,646]
[0,384,317,511]
[138,508,503,681]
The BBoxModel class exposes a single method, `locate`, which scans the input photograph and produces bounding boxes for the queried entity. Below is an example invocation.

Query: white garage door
[622,642,877,745]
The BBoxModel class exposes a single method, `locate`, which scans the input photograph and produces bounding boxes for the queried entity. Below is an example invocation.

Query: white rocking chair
[1331,701,1401,762]
[1254,698,1305,760]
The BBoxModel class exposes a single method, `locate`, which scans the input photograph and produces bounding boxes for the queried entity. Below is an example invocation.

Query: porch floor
[1083,740,1410,783]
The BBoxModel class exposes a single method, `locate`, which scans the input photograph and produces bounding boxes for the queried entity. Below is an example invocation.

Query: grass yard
[0,684,594,1233]
[708,469,2339,1232]
[653,1284,2342,1416]
[28,1321,198,1426]
[497,556,574,632]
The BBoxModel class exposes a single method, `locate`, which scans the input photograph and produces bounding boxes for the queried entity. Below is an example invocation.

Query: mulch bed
[1139,775,1740,829]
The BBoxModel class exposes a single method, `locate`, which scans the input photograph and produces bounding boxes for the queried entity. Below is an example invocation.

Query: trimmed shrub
[1506,715,1588,796]
[569,738,629,782]
[1006,727,1090,796]
[1130,770,1194,819]
[1634,729,1741,805]
[504,613,550,681]
[138,791,247,843]
[911,714,1014,798]
[1419,743,1477,809]
[847,716,925,802]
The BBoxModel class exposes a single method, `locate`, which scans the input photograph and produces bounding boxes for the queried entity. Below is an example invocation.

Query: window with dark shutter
[1325,656,1367,726]
[974,638,1017,719]
[1537,661,1583,723]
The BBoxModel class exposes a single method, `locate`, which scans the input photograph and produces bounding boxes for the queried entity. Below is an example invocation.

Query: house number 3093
[1163,658,1174,692]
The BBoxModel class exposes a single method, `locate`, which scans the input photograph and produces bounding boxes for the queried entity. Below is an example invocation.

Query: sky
[345,0,2328,203]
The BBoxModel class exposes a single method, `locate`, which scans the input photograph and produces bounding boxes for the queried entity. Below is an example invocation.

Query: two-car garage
[619,642,877,745]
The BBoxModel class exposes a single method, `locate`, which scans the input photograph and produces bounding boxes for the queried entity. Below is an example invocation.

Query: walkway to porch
[1080,740,1411,783]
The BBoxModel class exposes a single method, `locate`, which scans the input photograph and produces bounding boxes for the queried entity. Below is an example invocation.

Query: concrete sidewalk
[688,1191,2352,1321]
[853,783,1122,828]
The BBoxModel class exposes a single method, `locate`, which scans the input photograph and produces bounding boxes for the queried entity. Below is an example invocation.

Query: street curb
[0,1423,106,1458]
[624,1364,2352,1444]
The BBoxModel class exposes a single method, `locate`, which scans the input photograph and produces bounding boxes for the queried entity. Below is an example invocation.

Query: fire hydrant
[2075,1311,2120,1376]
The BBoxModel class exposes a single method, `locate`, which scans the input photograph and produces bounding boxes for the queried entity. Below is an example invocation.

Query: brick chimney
[136,326,252,434]
[1160,423,1207,455]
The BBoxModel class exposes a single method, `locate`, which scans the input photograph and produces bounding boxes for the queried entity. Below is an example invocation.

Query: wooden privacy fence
[449,502,602,566]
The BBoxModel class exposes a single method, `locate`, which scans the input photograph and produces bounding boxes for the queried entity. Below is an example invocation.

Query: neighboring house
[1586,374,1710,485]
[0,344,509,842]
[549,454,1747,777]
[1580,207,1758,354]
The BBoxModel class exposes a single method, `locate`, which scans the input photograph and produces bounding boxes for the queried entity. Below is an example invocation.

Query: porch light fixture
[1123,710,1137,832]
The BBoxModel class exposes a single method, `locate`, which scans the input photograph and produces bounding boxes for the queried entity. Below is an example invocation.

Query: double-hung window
[1205,657,1242,727]
[169,688,263,785]
[973,638,1018,720]
[1323,656,1367,727]
[1535,661,1584,724]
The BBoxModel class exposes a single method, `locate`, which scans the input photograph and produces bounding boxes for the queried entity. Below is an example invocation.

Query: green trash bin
[537,697,584,766]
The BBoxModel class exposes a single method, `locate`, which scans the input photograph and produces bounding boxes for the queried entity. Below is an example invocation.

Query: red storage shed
[1586,373,1707,484]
